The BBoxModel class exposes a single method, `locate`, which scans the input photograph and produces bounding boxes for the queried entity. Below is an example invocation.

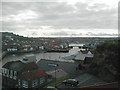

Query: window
[2,68,5,76]
[32,80,38,87]
[18,79,21,86]
[22,80,28,88]
[47,78,52,82]
[2,68,3,74]
[10,70,13,78]
[40,77,45,84]
[2,68,7,76]
[8,69,10,77]
[4,69,7,76]
[6,69,9,77]
[13,71,17,79]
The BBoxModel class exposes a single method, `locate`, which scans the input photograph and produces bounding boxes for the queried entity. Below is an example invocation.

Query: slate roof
[3,61,39,72]
[62,55,75,60]
[3,61,25,71]
[75,54,86,60]
[62,50,93,61]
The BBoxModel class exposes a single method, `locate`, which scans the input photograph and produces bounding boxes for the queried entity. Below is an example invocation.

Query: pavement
[37,60,79,74]
[37,60,106,89]
[46,69,68,79]
[57,73,106,88]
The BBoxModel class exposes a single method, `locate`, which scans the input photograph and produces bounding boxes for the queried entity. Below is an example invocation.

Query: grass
[44,71,84,88]
[44,75,74,88]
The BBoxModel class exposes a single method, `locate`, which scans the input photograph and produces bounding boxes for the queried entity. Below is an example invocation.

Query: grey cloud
[50,31,69,36]
[2,2,118,36]
[50,31,118,37]
[31,32,38,36]
[88,3,109,10]
[89,33,118,36]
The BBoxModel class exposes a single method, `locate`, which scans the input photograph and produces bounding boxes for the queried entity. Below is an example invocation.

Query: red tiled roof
[91,50,96,54]
[81,64,90,68]
[22,62,38,71]
[19,69,47,81]
[80,50,89,54]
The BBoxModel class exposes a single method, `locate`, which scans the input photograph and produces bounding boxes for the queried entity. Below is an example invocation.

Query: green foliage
[88,40,119,82]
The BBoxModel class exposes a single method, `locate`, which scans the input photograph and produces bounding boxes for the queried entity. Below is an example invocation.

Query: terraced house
[2,60,51,88]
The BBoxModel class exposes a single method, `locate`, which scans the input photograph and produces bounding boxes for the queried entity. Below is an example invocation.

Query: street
[37,60,79,74]
[57,73,106,88]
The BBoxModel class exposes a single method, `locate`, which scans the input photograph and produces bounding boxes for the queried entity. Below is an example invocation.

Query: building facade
[2,60,51,88]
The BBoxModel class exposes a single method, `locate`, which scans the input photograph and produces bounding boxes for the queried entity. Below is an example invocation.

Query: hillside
[87,40,119,82]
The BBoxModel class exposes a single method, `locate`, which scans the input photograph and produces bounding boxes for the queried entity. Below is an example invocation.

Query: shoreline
[2,50,44,59]
[2,52,8,59]
[2,49,69,59]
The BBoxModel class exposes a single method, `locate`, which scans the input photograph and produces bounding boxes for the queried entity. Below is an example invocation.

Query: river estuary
[1,47,80,66]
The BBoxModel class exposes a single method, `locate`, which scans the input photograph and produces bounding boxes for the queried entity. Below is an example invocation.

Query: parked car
[46,86,58,90]
[62,79,79,87]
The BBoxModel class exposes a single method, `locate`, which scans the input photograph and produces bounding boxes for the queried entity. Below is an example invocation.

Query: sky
[0,0,119,37]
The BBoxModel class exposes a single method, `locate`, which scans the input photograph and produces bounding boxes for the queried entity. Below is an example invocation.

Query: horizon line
[1,31,119,38]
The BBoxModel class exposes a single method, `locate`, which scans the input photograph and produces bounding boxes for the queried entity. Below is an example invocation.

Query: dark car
[62,79,79,87]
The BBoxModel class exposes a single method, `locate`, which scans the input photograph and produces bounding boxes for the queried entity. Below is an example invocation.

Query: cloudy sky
[1,0,119,37]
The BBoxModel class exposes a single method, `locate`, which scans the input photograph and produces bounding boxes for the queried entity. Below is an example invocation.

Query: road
[37,60,79,74]
[57,73,106,88]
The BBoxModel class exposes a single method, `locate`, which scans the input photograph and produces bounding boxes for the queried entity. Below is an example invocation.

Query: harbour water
[1,47,80,65]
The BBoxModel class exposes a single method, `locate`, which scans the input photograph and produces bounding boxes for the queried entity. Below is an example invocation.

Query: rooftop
[3,61,25,71]
[19,69,47,81]
[62,50,93,61]
[22,62,39,72]
[3,61,39,72]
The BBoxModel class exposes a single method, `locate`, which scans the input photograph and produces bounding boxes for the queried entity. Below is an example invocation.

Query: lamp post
[55,66,56,87]
[48,63,58,87]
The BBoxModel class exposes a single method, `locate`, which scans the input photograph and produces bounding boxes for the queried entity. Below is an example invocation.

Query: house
[39,46,44,50]
[2,60,51,88]
[62,50,94,64]
[84,57,93,64]
[74,50,93,64]
[3,45,18,52]
[18,69,49,88]
[78,63,91,70]
[2,61,25,88]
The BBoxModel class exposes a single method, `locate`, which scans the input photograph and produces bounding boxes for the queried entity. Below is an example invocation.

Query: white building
[62,50,94,64]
